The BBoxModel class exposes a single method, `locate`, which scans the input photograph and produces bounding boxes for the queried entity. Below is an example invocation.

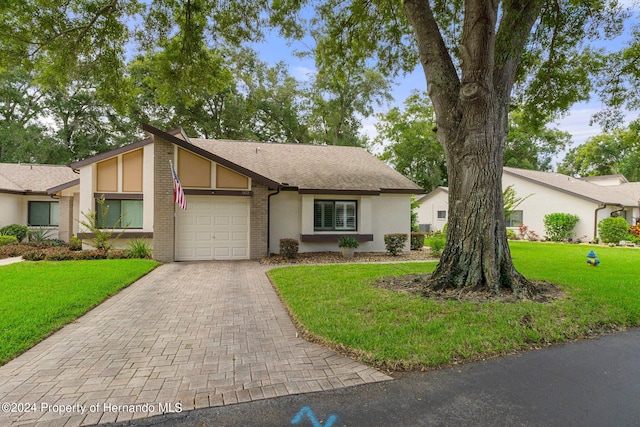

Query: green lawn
[0,259,158,365]
[269,241,640,371]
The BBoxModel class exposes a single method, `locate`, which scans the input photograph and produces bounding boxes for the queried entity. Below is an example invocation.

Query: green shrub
[384,233,408,256]
[22,250,47,261]
[279,238,299,259]
[126,238,152,258]
[0,235,18,246]
[337,236,359,248]
[624,234,640,245]
[107,249,131,259]
[410,232,426,250]
[48,238,67,247]
[0,224,29,242]
[41,247,74,261]
[598,216,631,244]
[543,213,580,241]
[506,228,517,239]
[69,236,83,251]
[427,237,445,257]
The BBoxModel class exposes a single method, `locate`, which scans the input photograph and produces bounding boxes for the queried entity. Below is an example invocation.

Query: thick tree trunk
[403,0,541,298]
[430,98,534,298]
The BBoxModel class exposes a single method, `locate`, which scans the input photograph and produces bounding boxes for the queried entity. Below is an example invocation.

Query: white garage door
[175,196,250,261]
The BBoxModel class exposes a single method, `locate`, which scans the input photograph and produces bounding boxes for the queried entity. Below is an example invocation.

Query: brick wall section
[153,138,176,262]
[57,195,74,242]
[250,183,269,259]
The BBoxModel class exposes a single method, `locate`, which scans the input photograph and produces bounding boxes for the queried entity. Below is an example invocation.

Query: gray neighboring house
[0,163,79,239]
[44,125,422,261]
[417,167,640,241]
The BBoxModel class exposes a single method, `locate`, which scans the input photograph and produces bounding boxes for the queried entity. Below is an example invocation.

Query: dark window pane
[28,202,50,226]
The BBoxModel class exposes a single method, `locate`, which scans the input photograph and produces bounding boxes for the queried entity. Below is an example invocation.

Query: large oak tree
[273,0,627,296]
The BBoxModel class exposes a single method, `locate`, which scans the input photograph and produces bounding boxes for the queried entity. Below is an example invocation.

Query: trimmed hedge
[384,233,408,256]
[0,224,29,242]
[279,238,299,259]
[543,213,580,241]
[598,216,631,244]
[410,232,425,250]
[0,235,18,246]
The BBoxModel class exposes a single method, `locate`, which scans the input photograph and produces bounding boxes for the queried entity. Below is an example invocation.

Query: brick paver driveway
[0,262,390,426]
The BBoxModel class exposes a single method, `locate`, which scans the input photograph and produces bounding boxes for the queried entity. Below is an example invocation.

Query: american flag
[170,161,187,210]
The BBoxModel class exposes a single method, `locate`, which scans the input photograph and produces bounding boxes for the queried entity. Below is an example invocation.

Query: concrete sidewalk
[0,262,390,426]
[0,256,23,266]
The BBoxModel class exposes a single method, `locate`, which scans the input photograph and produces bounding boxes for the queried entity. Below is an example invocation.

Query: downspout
[594,204,606,242]
[267,185,282,256]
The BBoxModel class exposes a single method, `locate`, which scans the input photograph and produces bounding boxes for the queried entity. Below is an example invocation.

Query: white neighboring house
[416,167,640,241]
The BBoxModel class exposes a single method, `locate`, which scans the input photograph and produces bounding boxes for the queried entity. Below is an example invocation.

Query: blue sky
[251,4,639,165]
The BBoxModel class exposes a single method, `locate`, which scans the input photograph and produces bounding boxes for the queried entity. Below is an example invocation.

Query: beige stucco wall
[269,192,412,253]
[503,174,612,242]
[0,193,24,228]
[371,194,412,251]
[77,145,154,235]
[269,191,301,254]
[416,190,449,232]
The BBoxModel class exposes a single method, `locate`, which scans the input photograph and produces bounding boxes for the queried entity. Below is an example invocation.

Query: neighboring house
[0,163,79,239]
[417,167,640,242]
[415,186,449,233]
[46,125,421,262]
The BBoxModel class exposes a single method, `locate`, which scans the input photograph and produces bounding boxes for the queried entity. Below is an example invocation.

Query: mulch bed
[375,273,565,303]
[260,248,438,265]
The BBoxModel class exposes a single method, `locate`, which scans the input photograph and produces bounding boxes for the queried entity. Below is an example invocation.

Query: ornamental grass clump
[126,238,152,258]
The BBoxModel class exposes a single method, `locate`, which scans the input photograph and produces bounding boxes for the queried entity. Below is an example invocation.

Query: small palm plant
[338,236,359,258]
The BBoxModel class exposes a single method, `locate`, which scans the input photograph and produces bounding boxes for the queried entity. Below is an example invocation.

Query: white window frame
[314,200,357,231]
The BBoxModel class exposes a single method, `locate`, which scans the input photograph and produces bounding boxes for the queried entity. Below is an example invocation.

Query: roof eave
[47,178,80,195]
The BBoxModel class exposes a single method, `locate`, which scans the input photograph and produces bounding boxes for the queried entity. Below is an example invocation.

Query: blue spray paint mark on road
[291,406,337,427]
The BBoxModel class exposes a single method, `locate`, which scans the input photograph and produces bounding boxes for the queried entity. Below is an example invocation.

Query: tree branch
[494,0,542,99]
[403,0,459,120]
[458,0,499,99]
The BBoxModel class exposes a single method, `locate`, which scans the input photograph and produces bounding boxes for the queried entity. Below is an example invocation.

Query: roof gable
[417,186,448,203]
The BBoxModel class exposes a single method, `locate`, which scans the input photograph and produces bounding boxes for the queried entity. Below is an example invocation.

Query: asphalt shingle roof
[504,167,639,206]
[0,163,78,194]
[188,138,422,192]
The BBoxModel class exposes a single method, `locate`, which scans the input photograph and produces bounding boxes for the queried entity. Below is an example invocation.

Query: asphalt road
[106,328,640,427]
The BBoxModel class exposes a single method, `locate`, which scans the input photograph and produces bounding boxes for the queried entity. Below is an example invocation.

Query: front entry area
[175,195,250,260]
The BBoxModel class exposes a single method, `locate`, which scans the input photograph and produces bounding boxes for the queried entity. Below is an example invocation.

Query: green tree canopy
[558,121,640,181]
[374,91,446,192]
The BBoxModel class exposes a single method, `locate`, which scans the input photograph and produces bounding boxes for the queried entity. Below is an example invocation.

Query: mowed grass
[0,259,158,365]
[269,242,640,371]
